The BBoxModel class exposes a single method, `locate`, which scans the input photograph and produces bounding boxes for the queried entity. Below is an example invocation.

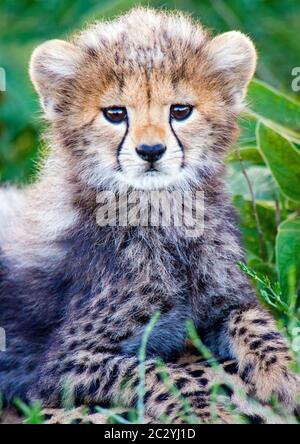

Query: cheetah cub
[0,7,299,423]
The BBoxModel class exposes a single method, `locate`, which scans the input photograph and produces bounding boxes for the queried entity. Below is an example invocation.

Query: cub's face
[30,9,256,191]
[79,73,220,191]
[95,78,197,190]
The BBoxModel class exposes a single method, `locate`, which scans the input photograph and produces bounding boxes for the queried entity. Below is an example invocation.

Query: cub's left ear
[207,31,257,111]
[29,39,82,119]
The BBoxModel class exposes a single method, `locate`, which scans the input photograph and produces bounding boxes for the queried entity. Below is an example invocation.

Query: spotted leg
[205,304,300,409]
[29,348,235,424]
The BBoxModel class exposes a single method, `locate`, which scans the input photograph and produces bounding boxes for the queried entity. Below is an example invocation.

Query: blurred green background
[0,0,300,184]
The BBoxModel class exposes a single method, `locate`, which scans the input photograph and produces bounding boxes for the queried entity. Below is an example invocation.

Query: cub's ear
[29,39,81,119]
[207,31,257,111]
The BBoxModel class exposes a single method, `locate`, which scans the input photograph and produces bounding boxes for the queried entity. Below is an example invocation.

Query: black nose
[136,144,166,163]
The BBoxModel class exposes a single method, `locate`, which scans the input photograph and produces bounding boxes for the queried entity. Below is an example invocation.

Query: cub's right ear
[29,39,81,119]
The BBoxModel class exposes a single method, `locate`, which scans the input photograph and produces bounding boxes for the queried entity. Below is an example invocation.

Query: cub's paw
[239,353,300,410]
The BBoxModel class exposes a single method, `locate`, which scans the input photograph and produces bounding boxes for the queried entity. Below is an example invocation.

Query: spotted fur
[0,8,299,424]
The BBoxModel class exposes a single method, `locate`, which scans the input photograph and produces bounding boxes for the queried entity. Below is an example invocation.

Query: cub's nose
[136,144,166,163]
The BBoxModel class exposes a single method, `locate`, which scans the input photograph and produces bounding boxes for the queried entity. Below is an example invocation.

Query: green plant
[227,80,300,307]
[14,399,44,424]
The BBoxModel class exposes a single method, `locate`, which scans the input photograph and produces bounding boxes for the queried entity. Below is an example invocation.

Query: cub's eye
[103,107,127,124]
[170,104,193,121]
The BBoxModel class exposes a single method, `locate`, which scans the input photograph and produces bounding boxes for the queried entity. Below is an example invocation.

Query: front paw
[239,354,300,410]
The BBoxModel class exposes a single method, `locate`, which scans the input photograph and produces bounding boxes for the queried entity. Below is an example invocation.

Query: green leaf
[257,123,300,201]
[247,258,277,282]
[227,164,278,201]
[232,195,277,261]
[247,79,300,143]
[238,115,257,147]
[276,217,300,300]
[227,146,263,164]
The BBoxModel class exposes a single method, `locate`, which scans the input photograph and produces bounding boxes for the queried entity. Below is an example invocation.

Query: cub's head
[30,8,256,191]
